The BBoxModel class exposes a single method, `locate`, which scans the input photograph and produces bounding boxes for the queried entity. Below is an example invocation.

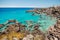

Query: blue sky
[0,0,60,7]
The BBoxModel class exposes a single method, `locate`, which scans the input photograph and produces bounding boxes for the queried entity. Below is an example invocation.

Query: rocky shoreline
[0,20,45,40]
[26,6,60,40]
[27,6,60,18]
[0,6,60,40]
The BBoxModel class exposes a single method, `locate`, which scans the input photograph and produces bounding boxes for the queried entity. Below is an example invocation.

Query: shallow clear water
[0,8,57,32]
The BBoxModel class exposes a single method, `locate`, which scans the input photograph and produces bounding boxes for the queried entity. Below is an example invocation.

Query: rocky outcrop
[45,19,60,40]
[27,6,60,18]
[26,6,60,40]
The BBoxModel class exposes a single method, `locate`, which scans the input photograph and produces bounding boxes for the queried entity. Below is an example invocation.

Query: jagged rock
[45,19,60,40]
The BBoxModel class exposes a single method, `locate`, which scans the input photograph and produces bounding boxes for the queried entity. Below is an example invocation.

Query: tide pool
[0,8,57,32]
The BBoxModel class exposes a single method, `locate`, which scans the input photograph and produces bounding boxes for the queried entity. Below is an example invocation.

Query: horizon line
[0,5,60,8]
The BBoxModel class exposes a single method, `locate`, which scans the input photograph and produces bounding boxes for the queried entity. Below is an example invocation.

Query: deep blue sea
[0,8,57,32]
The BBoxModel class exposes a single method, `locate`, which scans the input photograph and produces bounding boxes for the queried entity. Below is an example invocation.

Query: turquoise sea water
[0,8,57,32]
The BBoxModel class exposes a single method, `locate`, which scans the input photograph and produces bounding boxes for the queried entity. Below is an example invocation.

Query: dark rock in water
[0,24,4,27]
[6,20,18,24]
